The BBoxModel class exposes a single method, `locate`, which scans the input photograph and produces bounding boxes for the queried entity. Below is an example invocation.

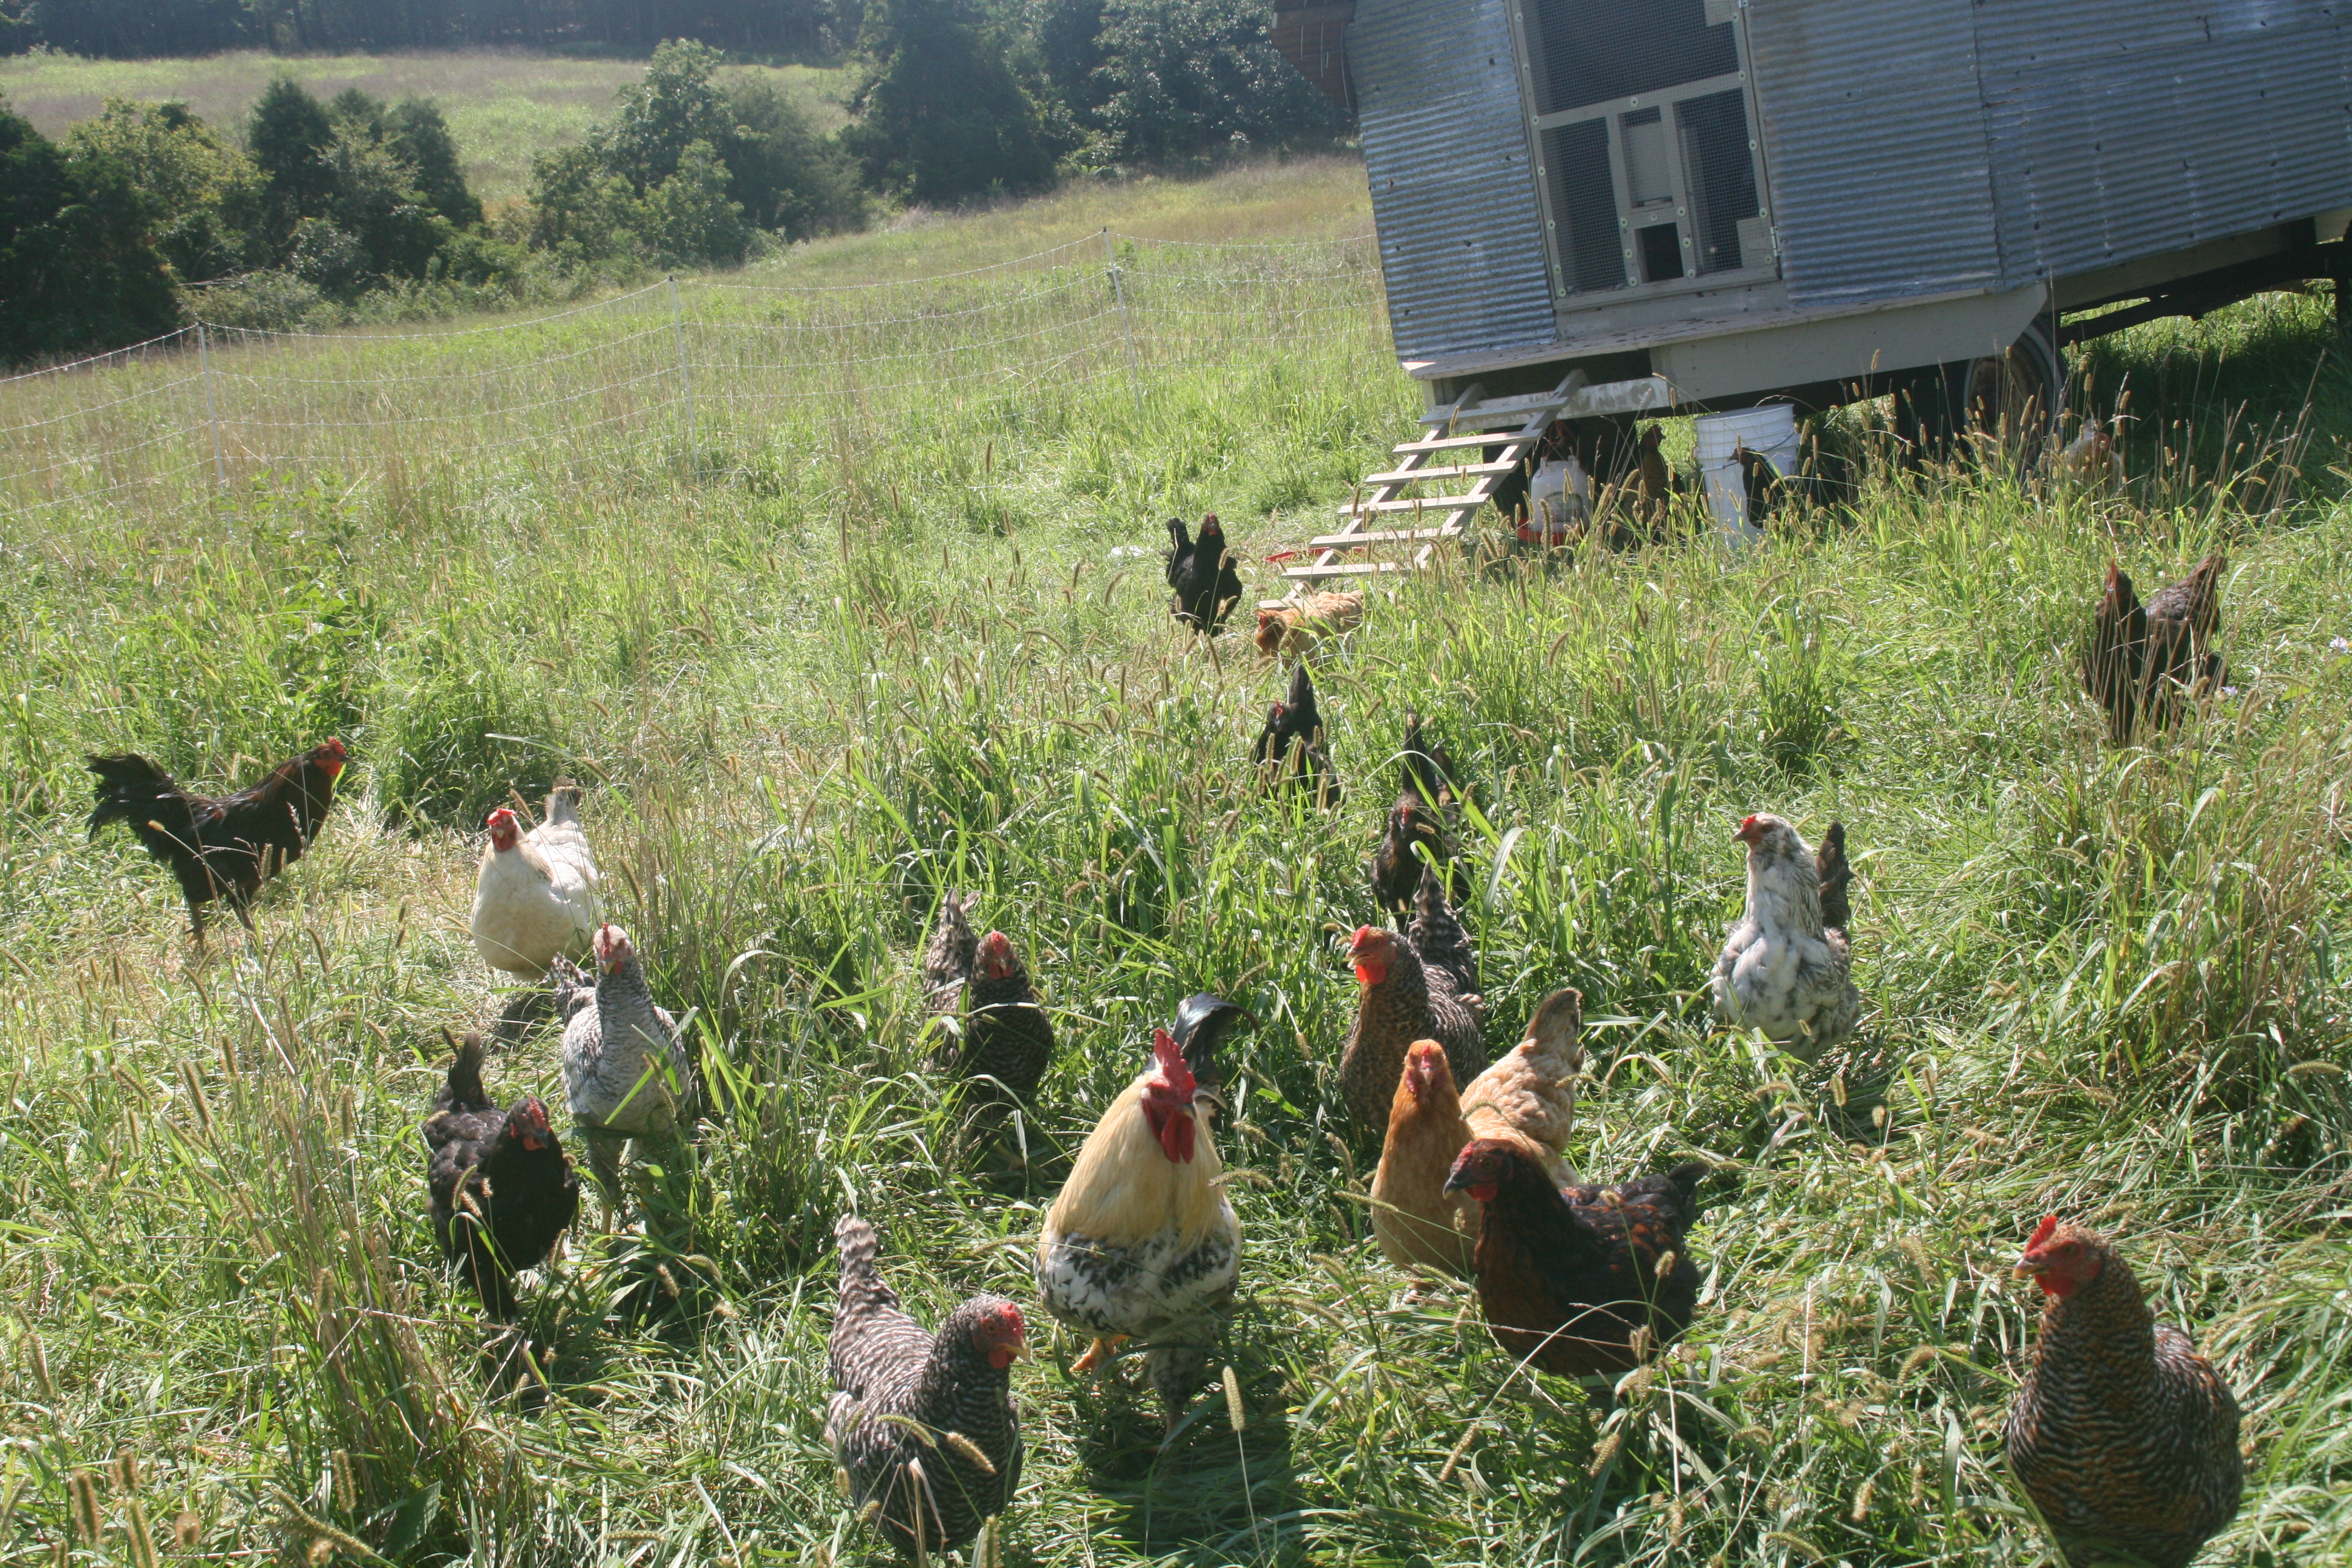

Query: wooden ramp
[1279,371,1586,586]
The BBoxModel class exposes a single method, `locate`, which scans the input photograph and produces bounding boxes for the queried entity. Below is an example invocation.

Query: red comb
[2027,1215,2059,1250]
[1150,1027,1194,1094]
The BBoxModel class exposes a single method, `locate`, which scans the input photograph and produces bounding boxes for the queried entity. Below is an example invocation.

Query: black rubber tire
[1891,319,2063,467]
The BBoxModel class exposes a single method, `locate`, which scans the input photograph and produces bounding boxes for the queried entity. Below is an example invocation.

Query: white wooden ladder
[1279,370,1589,585]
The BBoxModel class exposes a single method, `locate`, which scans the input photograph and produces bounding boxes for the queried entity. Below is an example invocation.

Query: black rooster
[424,1032,580,1317]
[87,739,347,943]
[1166,513,1244,634]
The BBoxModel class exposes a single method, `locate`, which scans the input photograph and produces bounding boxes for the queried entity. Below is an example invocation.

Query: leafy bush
[0,108,178,365]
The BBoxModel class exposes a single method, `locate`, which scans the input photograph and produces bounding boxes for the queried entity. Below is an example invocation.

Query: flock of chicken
[70,524,2244,1566]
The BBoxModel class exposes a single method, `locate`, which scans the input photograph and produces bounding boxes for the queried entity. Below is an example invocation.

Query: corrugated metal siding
[1975,2,2352,281]
[1354,0,1558,361]
[1744,1,2004,307]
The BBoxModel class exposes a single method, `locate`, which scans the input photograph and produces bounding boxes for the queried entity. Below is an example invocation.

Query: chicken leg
[1072,1334,1128,1374]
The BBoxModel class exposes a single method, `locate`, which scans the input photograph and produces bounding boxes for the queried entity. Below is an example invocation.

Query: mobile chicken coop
[1269,0,2352,580]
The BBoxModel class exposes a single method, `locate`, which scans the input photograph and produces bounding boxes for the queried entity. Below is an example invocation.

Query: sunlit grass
[0,162,2347,1564]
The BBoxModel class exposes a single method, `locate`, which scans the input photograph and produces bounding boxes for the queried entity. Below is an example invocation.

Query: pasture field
[0,50,851,204]
[0,156,2348,1564]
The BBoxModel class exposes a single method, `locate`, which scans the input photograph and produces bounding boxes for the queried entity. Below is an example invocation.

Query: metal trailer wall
[1742,0,2004,309]
[1350,0,2352,368]
[1352,0,1556,362]
[1972,0,2352,284]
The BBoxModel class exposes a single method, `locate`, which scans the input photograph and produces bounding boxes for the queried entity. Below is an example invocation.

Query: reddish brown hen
[1443,1141,1707,1381]
[2006,1217,2243,1568]
[2083,554,2226,744]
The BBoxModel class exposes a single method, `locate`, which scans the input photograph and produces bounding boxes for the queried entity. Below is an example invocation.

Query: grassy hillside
[0,50,851,203]
[0,157,2347,1566]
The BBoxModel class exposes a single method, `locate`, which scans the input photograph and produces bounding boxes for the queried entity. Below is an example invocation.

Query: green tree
[721,74,863,239]
[526,143,642,262]
[1089,0,1344,166]
[385,97,482,229]
[0,108,178,365]
[246,74,337,244]
[640,138,751,266]
[599,39,738,194]
[844,0,1056,204]
[60,97,263,281]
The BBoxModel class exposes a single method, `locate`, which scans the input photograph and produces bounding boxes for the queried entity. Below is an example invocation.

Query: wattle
[1355,961,1388,987]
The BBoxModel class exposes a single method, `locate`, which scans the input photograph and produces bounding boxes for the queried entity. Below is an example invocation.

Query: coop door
[1512,0,1775,304]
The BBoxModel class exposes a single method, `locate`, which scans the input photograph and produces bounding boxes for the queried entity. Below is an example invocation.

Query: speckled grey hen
[2006,1217,2243,1568]
[827,1215,1025,1559]
[1339,864,1487,1136]
[555,924,702,1210]
[1711,814,1859,1062]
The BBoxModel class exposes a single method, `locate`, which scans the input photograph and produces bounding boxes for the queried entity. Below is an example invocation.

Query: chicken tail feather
[1814,822,1854,934]
[835,1214,901,1318]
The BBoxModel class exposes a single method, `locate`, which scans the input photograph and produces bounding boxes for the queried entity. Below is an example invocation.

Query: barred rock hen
[555,924,702,1211]
[1340,865,1486,1136]
[423,1032,579,1316]
[1712,814,1860,1062]
[86,739,345,943]
[1373,988,1583,1276]
[1445,1142,1707,1380]
[1036,1028,1239,1434]
[2083,554,2227,745]
[919,889,979,1019]
[1166,513,1243,635]
[1253,662,1333,803]
[471,784,599,979]
[2007,1217,2244,1568]
[922,904,1056,1149]
[827,1215,1025,1559]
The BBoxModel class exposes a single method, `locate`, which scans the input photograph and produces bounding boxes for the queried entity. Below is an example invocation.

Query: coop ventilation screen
[1519,0,1770,300]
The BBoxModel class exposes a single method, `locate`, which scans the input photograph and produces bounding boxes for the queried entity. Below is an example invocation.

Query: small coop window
[1515,0,1772,302]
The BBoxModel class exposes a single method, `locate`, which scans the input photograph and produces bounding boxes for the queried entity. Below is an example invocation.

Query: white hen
[471,783,598,978]
[1712,813,1860,1062]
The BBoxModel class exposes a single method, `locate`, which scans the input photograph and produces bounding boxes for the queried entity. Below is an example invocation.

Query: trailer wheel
[1892,320,2062,466]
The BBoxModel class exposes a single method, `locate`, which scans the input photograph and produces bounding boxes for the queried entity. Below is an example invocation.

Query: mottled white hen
[1711,813,1859,1062]
[470,783,598,978]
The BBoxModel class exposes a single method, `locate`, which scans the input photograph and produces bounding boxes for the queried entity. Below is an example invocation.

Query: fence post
[668,276,697,476]
[1102,229,1143,415]
[198,322,226,493]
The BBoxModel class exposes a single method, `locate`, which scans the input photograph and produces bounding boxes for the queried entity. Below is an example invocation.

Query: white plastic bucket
[1694,404,1800,547]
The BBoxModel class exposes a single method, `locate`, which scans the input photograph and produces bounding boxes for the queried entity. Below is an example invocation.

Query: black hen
[1166,513,1244,634]
[827,1215,1025,1558]
[1253,662,1333,804]
[1444,1142,1708,1380]
[1374,714,1459,913]
[2083,555,2226,744]
[87,739,347,942]
[424,1032,580,1316]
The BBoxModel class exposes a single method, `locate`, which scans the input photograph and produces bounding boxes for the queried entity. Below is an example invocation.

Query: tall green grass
[0,162,2347,1564]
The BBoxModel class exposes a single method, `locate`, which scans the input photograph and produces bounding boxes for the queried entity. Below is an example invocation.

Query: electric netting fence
[0,231,1387,530]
